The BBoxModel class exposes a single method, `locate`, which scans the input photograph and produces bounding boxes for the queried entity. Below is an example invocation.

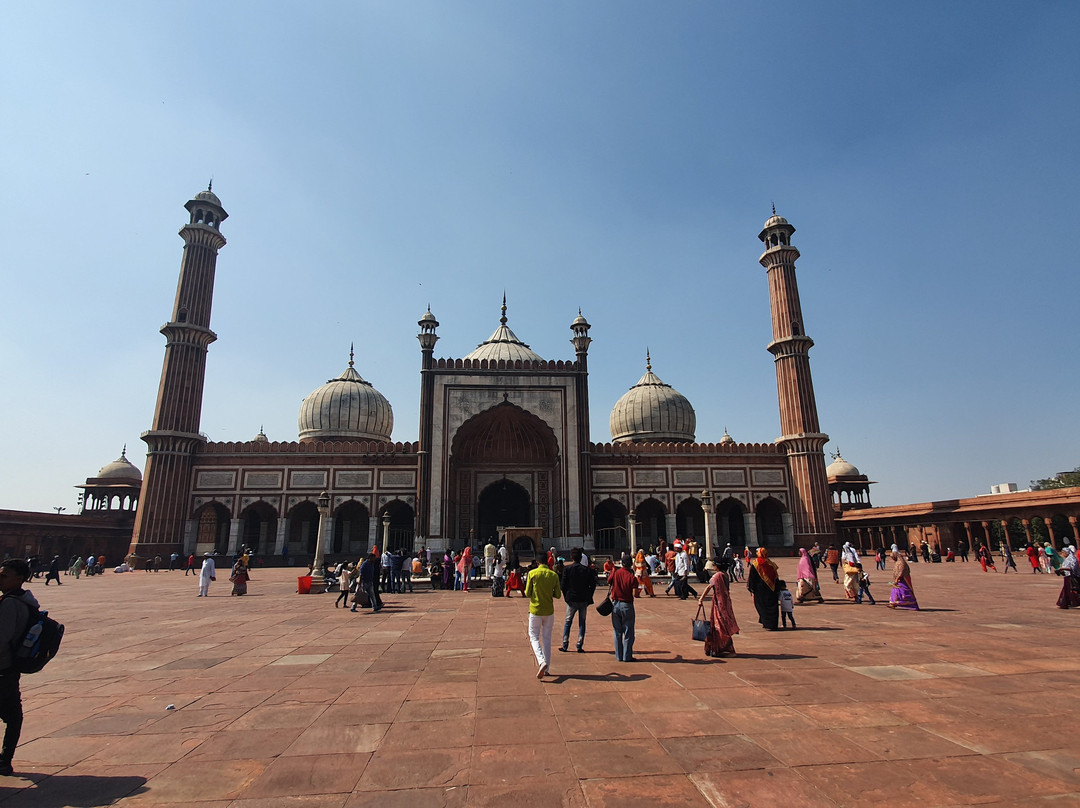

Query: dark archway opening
[478,480,530,544]
[755,498,785,547]
[288,501,321,555]
[594,499,628,553]
[635,498,667,547]
[334,501,370,554]
[195,502,231,554]
[240,501,277,555]
[676,497,704,541]
[380,500,415,550]
[715,497,746,547]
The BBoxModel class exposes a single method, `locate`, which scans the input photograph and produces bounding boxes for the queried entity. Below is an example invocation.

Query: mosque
[126,187,840,563]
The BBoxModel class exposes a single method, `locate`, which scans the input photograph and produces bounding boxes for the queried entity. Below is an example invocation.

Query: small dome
[719,429,735,446]
[194,187,221,207]
[97,448,142,482]
[419,307,438,326]
[254,427,268,443]
[572,311,589,327]
[610,354,696,443]
[827,454,861,478]
[298,354,393,442]
[763,214,788,229]
[465,298,544,363]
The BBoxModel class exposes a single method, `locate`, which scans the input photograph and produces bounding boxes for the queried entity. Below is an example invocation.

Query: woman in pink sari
[457,547,472,592]
[794,547,823,603]
[887,550,919,609]
[698,570,739,656]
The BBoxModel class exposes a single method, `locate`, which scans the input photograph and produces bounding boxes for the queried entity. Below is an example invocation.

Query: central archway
[478,479,531,543]
[449,401,561,543]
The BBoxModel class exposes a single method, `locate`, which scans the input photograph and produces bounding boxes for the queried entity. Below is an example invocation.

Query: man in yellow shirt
[524,558,562,679]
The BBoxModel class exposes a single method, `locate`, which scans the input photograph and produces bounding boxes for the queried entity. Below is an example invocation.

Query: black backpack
[5,595,64,674]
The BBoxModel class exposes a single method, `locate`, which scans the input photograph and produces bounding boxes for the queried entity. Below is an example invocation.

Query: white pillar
[274,517,287,556]
[226,519,242,556]
[628,511,637,556]
[704,509,716,559]
[665,513,677,542]
[744,512,758,547]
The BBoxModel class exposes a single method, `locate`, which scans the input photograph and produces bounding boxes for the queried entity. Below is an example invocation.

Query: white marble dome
[826,455,861,478]
[96,449,142,481]
[298,357,393,442]
[610,356,696,443]
[465,299,544,363]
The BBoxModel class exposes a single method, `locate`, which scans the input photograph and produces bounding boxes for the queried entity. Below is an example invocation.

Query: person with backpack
[0,559,40,775]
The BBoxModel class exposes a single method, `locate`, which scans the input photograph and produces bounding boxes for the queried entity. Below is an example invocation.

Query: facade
[127,189,839,562]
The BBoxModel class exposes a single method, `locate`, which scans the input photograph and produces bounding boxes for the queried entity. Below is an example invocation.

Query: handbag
[596,597,614,617]
[691,603,710,642]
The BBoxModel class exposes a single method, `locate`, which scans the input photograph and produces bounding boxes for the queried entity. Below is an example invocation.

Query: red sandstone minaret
[759,209,836,545]
[130,186,227,557]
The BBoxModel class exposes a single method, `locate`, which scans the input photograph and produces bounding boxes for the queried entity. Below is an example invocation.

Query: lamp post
[701,489,714,560]
[382,512,391,551]
[628,509,637,556]
[309,490,331,593]
[53,507,66,515]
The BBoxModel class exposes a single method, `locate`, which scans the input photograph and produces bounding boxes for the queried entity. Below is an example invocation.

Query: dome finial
[500,292,508,326]
[348,343,355,368]
[121,444,127,458]
[771,201,776,216]
[208,179,213,193]
[645,348,651,372]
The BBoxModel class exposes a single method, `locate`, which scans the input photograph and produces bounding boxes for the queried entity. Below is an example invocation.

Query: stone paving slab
[1,558,1079,806]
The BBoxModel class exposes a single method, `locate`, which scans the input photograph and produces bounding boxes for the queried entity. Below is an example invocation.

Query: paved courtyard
[3,557,1079,807]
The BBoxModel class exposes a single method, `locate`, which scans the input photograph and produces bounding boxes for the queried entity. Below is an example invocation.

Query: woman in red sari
[698,569,739,656]
[633,549,655,597]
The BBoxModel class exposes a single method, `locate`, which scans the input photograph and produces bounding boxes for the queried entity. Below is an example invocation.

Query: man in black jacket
[559,548,597,653]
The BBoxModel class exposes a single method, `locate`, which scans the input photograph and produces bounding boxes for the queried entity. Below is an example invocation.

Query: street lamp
[309,491,331,594]
[701,489,714,560]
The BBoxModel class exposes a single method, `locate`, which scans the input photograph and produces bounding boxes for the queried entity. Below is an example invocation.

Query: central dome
[465,297,544,363]
[298,352,393,442]
[610,353,696,443]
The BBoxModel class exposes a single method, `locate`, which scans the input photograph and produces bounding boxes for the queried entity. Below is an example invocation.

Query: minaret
[571,309,593,545]
[759,209,835,545]
[416,306,440,543]
[130,185,227,556]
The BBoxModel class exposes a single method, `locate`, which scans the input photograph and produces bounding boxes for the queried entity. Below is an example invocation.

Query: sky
[2,1,1078,514]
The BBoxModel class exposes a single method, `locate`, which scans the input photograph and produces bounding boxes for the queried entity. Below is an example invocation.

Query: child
[855,563,876,604]
[777,579,796,628]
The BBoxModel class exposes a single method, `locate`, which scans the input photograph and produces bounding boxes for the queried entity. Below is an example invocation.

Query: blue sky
[2,1,1077,513]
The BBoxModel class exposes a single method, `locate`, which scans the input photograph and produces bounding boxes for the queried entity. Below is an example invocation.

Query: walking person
[698,564,739,657]
[887,550,920,610]
[825,545,840,582]
[607,556,637,662]
[794,547,823,604]
[976,543,997,572]
[777,580,796,628]
[525,555,561,679]
[184,553,195,576]
[746,548,780,630]
[633,549,655,597]
[0,559,39,775]
[350,553,382,613]
[197,553,216,597]
[1000,543,1018,574]
[43,557,62,586]
[229,559,250,595]
[855,563,876,604]
[559,548,596,653]
[957,538,969,562]
[335,562,353,608]
[1056,546,1080,609]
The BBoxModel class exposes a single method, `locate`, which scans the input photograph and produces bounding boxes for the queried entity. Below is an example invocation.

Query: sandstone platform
[2,558,1078,806]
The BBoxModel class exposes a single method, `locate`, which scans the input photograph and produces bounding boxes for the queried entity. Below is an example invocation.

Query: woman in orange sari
[746,548,779,630]
[699,569,739,655]
[633,549,655,597]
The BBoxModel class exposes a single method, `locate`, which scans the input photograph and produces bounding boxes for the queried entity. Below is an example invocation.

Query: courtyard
[3,557,1079,807]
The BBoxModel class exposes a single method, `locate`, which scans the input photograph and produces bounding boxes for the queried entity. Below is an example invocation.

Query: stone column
[665,513,678,543]
[628,511,637,556]
[1069,516,1079,546]
[274,517,287,557]
[1022,519,1033,546]
[1000,519,1011,551]
[227,518,241,556]
[745,513,759,547]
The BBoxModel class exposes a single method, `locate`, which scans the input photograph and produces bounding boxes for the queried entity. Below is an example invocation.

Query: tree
[1031,467,1080,490]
